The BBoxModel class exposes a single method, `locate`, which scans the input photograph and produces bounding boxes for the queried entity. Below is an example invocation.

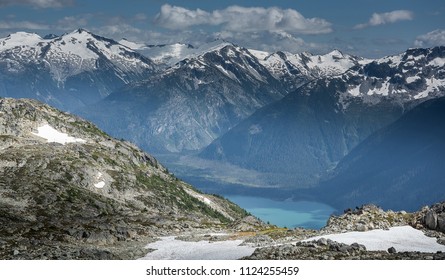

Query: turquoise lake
[225,195,336,229]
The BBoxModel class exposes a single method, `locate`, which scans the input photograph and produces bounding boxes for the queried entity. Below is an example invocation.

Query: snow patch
[248,49,270,60]
[406,76,421,83]
[304,226,445,253]
[348,85,362,97]
[94,172,105,189]
[414,77,444,99]
[94,181,105,189]
[32,124,86,145]
[140,236,255,260]
[428,57,445,68]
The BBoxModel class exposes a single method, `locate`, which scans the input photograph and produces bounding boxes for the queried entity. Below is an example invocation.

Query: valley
[1,28,445,260]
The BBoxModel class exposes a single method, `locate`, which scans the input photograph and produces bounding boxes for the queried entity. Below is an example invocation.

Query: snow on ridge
[32,124,86,145]
[248,49,270,60]
[304,226,445,253]
[118,39,148,50]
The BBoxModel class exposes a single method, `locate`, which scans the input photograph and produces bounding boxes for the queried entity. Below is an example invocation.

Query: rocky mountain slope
[0,97,249,259]
[79,42,285,153]
[0,29,156,111]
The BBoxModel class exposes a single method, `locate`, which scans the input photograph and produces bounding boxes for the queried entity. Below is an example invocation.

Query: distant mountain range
[1,29,444,211]
[0,29,156,111]
[200,47,445,190]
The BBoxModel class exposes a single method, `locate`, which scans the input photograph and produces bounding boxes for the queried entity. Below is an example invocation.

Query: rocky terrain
[0,97,251,259]
[1,97,444,260]
[242,203,445,260]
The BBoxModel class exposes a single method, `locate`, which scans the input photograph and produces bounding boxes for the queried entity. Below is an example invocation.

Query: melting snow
[32,124,86,145]
[304,226,445,253]
[140,236,255,260]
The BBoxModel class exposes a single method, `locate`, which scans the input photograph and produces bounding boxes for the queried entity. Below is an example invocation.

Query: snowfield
[140,236,255,260]
[140,226,445,260]
[304,226,445,253]
[32,124,86,145]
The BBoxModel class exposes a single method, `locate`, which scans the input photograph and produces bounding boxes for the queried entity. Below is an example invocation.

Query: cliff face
[0,97,248,259]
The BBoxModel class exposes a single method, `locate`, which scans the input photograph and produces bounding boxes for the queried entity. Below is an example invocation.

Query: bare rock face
[0,97,248,259]
[425,211,438,230]
[420,203,445,233]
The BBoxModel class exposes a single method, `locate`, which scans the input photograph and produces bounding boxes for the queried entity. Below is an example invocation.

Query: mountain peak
[0,32,44,50]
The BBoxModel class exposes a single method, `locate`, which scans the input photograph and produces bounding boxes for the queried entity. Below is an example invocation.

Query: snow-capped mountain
[250,49,365,91]
[119,39,196,66]
[78,41,285,153]
[338,47,445,107]
[199,46,445,190]
[0,29,156,111]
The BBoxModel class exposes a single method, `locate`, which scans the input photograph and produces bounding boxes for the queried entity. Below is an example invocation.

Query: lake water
[225,195,335,229]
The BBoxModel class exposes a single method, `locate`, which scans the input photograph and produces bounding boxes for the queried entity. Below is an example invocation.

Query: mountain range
[1,29,444,212]
[0,29,156,111]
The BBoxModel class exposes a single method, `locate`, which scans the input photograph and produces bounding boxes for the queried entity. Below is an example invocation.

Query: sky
[0,0,444,58]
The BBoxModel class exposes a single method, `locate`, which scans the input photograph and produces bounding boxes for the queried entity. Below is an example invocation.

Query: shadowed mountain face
[315,96,445,211]
[199,78,405,188]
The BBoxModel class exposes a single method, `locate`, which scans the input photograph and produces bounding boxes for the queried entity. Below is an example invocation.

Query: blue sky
[0,0,444,57]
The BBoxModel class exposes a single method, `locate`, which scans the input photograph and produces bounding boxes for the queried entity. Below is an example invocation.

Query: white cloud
[0,20,49,30]
[154,4,332,35]
[414,29,445,47]
[0,0,73,8]
[355,10,413,29]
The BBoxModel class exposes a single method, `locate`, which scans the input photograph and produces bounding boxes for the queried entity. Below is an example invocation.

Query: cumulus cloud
[355,10,413,29]
[154,4,332,35]
[414,29,445,47]
[0,0,73,8]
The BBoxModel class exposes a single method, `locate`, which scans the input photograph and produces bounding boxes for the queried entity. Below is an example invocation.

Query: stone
[425,211,438,230]
[13,250,19,256]
[317,238,328,246]
[356,224,368,232]
[437,214,445,233]
[388,247,397,253]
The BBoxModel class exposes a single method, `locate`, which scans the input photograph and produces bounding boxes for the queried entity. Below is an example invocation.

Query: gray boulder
[425,211,438,230]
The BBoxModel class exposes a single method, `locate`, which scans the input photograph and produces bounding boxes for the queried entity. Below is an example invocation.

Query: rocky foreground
[242,204,445,260]
[0,98,252,260]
